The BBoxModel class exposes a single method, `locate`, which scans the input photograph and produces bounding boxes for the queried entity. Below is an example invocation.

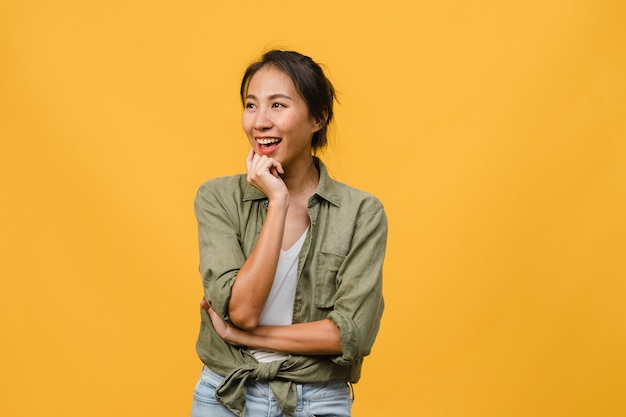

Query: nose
[254,108,272,130]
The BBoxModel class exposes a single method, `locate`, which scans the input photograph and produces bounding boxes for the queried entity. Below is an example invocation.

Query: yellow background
[1,1,625,416]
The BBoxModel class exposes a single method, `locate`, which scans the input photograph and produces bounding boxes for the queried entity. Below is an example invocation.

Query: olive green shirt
[194,158,387,417]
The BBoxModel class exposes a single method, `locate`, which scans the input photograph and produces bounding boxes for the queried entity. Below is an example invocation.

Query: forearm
[226,318,342,356]
[228,201,287,329]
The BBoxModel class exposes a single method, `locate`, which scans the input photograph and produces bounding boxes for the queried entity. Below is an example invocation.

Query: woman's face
[242,66,321,169]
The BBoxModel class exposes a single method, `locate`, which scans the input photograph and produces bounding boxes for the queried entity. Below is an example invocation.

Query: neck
[281,156,319,197]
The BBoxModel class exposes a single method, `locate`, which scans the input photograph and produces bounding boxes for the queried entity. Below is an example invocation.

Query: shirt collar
[313,157,340,207]
[243,157,340,207]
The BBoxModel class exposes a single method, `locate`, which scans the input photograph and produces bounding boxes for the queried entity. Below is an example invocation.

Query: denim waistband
[201,366,350,402]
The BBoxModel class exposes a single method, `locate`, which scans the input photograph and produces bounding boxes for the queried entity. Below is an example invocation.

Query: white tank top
[248,227,308,362]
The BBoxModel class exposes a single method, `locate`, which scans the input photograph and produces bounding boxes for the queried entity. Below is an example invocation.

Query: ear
[313,119,324,132]
[313,111,328,132]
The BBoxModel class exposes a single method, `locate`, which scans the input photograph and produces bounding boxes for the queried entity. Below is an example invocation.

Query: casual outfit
[191,158,387,417]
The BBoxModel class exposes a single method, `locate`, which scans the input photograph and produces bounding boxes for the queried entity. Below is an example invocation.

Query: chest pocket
[314,251,346,309]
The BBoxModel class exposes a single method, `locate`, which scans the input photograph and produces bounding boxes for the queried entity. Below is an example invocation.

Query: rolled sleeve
[328,200,387,366]
[194,180,245,320]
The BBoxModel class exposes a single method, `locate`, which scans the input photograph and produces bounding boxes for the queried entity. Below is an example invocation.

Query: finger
[247,152,264,181]
[246,149,254,172]
[267,158,284,177]
[249,155,272,178]
[274,160,284,175]
[200,299,210,310]
[247,152,262,170]
[257,155,277,172]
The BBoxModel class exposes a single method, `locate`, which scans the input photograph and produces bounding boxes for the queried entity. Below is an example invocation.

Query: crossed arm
[201,299,342,355]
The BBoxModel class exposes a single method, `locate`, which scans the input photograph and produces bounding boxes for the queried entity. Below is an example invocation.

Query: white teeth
[257,138,281,145]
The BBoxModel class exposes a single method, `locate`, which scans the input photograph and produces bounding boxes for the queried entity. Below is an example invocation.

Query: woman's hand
[246,149,289,206]
[201,299,240,345]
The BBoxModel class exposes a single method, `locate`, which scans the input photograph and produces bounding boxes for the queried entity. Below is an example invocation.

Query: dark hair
[240,50,336,151]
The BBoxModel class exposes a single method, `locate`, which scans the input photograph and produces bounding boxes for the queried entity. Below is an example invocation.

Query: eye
[271,102,285,108]
[245,102,256,109]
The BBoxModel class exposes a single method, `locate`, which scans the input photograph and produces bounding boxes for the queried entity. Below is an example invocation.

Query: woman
[191,50,387,417]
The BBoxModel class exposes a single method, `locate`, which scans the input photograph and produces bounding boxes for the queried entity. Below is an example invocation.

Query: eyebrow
[246,93,294,101]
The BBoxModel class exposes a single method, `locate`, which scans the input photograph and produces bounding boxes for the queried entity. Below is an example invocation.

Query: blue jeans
[191,366,353,417]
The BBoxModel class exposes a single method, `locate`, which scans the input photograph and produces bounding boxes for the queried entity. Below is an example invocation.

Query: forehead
[246,66,299,97]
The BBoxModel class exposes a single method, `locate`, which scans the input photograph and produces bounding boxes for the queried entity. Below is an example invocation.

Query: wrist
[226,325,248,347]
[267,194,290,211]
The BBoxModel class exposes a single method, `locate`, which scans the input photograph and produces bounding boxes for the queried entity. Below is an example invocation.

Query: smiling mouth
[256,138,282,149]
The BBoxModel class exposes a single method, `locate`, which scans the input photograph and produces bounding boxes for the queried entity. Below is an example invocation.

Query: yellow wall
[1,1,625,416]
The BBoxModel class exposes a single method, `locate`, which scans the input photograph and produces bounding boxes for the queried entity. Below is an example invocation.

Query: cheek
[241,114,252,132]
[277,114,303,132]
